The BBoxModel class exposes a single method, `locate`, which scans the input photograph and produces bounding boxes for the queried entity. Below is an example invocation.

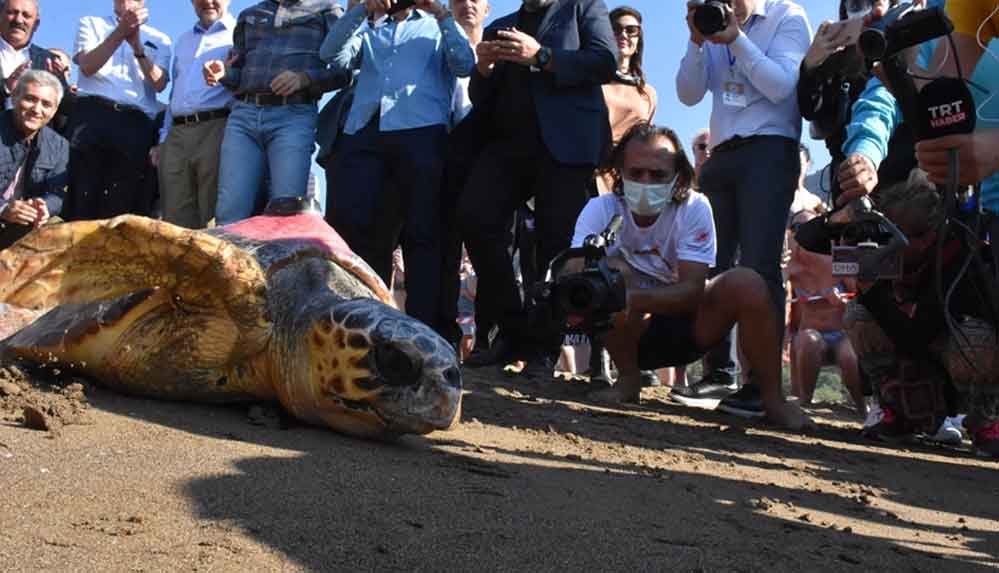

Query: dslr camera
[692,0,733,37]
[533,216,627,335]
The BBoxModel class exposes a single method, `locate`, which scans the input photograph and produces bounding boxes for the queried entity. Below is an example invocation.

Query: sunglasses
[613,24,641,38]
[694,143,709,152]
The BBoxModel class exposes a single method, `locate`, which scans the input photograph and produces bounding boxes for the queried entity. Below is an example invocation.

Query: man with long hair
[570,122,811,430]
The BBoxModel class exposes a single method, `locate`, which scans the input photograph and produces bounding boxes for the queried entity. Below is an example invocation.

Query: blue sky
[32,0,841,191]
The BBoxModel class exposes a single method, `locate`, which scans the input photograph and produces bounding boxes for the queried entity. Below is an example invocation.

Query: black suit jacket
[470,0,617,167]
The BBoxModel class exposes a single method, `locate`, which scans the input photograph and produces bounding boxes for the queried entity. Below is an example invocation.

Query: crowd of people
[0,0,997,457]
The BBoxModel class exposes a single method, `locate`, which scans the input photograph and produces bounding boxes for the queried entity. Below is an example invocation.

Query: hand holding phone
[386,0,416,15]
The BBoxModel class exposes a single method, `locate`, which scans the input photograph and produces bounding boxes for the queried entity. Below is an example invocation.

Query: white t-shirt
[571,192,716,288]
[74,15,172,117]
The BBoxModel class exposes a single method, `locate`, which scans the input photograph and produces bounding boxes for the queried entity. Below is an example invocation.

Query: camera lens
[694,1,729,37]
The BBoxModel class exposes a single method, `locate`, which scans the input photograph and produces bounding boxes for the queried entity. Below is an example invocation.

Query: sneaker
[971,420,999,459]
[717,383,765,419]
[518,355,557,381]
[862,402,884,434]
[669,371,738,407]
[640,370,662,388]
[861,406,914,443]
[929,416,965,446]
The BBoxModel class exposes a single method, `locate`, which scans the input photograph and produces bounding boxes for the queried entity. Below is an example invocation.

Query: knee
[721,268,771,308]
[793,329,824,354]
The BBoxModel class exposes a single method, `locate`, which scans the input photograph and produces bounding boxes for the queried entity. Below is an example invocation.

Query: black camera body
[534,216,627,335]
[693,0,733,37]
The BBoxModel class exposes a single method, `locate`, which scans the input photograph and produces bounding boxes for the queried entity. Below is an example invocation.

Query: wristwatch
[134,51,147,60]
[535,46,552,69]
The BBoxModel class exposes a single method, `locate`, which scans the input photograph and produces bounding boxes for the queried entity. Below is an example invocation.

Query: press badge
[723,81,747,108]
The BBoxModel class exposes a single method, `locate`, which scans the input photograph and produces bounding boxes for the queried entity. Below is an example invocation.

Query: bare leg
[792,329,825,405]
[692,269,812,430]
[836,338,867,417]
[590,310,650,403]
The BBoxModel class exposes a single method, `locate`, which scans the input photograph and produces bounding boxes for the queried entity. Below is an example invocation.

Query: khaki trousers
[158,117,227,228]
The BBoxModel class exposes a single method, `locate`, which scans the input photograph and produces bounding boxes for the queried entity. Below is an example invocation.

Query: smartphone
[387,0,416,16]
[483,26,514,42]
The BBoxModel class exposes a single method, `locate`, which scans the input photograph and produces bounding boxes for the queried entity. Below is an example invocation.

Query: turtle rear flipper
[0,216,272,358]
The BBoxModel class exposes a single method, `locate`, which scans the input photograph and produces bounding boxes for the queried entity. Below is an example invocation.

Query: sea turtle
[0,199,462,438]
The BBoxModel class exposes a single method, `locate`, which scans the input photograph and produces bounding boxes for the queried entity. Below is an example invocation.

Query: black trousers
[331,121,447,333]
[64,97,158,221]
[699,136,800,376]
[457,138,593,358]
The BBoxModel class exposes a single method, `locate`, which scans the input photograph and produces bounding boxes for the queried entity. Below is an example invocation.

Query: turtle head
[291,298,462,438]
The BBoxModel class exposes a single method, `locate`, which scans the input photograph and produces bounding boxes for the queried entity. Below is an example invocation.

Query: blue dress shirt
[160,13,236,143]
[320,5,475,135]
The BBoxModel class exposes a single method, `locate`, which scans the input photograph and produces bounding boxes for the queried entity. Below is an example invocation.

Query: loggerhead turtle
[0,198,461,438]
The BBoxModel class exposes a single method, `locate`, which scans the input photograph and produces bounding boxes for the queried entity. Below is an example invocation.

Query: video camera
[827,197,910,281]
[796,4,965,276]
[533,216,627,335]
[692,0,733,37]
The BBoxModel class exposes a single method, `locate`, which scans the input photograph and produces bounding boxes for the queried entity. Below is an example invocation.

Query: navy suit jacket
[470,0,618,167]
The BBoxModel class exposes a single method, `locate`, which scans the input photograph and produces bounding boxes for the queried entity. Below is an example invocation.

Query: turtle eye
[374,343,421,387]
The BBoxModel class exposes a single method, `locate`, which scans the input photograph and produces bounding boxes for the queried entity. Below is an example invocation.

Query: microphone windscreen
[916,77,977,141]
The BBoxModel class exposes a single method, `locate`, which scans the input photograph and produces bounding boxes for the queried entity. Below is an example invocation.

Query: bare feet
[588,375,641,404]
[766,400,816,432]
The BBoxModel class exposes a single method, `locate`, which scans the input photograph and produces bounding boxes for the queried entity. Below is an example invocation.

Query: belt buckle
[192,112,202,123]
[255,94,266,106]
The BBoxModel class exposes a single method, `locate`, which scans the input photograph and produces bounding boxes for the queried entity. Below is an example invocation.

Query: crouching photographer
[545,123,811,431]
[842,170,999,457]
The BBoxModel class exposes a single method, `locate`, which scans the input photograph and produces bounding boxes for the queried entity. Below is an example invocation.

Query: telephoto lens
[693,0,733,37]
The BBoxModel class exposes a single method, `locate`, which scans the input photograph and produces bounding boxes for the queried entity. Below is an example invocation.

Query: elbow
[596,48,618,83]
[763,82,796,105]
[79,63,98,77]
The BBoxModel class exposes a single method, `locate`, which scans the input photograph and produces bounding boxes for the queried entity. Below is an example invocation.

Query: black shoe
[669,371,738,406]
[717,383,765,419]
[589,348,614,386]
[463,337,512,368]
[640,370,662,388]
[519,354,557,381]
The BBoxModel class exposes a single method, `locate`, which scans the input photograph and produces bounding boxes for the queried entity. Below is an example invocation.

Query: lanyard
[726,15,757,69]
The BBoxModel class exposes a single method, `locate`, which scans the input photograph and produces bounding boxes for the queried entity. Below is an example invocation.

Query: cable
[974,3,999,123]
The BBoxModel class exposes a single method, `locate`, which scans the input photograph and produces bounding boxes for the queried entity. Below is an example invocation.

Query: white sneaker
[862,402,884,432]
[930,416,965,446]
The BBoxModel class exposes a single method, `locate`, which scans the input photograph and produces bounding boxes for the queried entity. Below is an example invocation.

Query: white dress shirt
[0,36,29,110]
[159,13,236,143]
[74,14,172,117]
[676,0,811,147]
[0,36,29,81]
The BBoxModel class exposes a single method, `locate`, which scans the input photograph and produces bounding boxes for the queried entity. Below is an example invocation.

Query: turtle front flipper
[0,216,272,357]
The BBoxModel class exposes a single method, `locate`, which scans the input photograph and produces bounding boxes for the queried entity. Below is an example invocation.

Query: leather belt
[236,92,316,107]
[173,108,230,125]
[711,135,763,154]
[81,95,146,116]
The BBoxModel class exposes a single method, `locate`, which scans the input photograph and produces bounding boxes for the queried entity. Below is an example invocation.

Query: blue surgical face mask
[621,176,677,217]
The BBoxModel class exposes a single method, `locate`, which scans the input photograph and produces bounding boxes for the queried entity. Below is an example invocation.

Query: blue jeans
[216,101,317,225]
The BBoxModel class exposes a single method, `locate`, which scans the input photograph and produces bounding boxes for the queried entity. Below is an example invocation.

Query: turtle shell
[220,211,393,306]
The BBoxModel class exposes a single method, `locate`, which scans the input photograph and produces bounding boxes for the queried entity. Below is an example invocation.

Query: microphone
[915,76,977,141]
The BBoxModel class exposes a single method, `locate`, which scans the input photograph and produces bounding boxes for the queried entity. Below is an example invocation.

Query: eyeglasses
[694,143,709,152]
[613,24,641,38]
